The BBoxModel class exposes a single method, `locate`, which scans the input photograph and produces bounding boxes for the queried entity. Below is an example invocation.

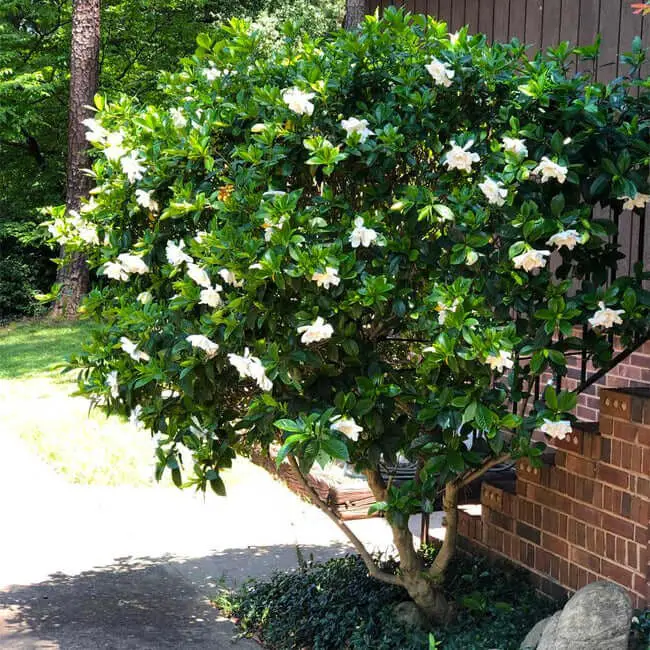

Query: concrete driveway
[0,432,410,649]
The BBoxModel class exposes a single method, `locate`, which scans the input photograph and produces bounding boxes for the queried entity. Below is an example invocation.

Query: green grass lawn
[0,319,93,380]
[0,319,166,487]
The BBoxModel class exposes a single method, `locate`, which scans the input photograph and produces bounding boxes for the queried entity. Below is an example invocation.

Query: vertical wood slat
[598,0,622,83]
[450,0,465,32]
[465,0,480,34]
[541,0,562,49]
[493,0,511,43]
[508,0,527,41]
[479,0,496,40]
[437,0,453,26]
[525,0,543,47]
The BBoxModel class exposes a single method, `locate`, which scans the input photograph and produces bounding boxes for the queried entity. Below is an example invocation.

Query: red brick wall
[459,387,650,607]
[568,340,650,422]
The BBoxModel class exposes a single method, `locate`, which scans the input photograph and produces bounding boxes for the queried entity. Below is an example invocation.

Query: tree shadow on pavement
[0,543,351,650]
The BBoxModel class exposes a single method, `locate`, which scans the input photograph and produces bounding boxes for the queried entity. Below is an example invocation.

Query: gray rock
[520,614,557,649]
[537,581,632,650]
[392,601,428,630]
[537,611,561,650]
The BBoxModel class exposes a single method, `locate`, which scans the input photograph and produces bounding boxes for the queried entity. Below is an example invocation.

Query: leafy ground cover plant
[49,8,650,621]
[227,552,557,650]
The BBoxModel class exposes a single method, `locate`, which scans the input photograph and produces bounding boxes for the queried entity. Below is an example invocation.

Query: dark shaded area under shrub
[229,550,558,650]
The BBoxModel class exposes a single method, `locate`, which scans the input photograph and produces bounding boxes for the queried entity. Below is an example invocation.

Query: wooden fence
[366,1,650,83]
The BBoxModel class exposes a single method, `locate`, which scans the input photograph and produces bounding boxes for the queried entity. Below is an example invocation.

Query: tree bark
[344,0,367,29]
[51,0,100,319]
[364,468,452,624]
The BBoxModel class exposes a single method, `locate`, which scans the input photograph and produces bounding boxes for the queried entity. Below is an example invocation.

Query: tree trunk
[364,468,453,624]
[51,0,100,319]
[344,0,367,29]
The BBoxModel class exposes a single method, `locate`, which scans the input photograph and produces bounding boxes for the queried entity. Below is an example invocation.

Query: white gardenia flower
[77,222,99,245]
[281,87,316,116]
[194,231,207,244]
[102,261,129,282]
[311,267,340,289]
[588,301,625,329]
[502,137,528,157]
[349,217,380,248]
[227,348,272,391]
[202,66,220,81]
[105,371,119,398]
[170,107,187,129]
[533,157,568,184]
[330,416,363,442]
[251,123,267,133]
[262,215,287,242]
[478,177,508,206]
[297,316,334,344]
[444,140,480,173]
[79,197,98,214]
[117,253,149,275]
[425,57,455,88]
[546,230,584,251]
[83,118,108,143]
[262,189,287,198]
[621,192,650,211]
[104,142,127,162]
[137,291,153,305]
[449,31,461,46]
[135,189,158,212]
[341,117,374,143]
[485,349,514,373]
[436,298,460,325]
[166,240,193,266]
[186,334,219,359]
[540,419,572,441]
[120,152,146,183]
[129,405,144,429]
[512,249,551,273]
[186,263,211,288]
[119,336,150,362]
[218,268,244,287]
[199,287,223,308]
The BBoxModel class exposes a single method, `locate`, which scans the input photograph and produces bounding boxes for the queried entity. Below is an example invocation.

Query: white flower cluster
[350,217,381,248]
[228,348,273,391]
[485,349,514,373]
[512,249,551,273]
[120,336,150,362]
[312,267,340,289]
[47,210,99,247]
[330,415,363,441]
[444,140,479,173]
[186,334,219,359]
[540,419,572,440]
[297,317,334,344]
[282,87,315,115]
[620,192,650,211]
[341,117,374,143]
[588,302,625,329]
[83,118,146,183]
[102,253,149,281]
[425,57,455,87]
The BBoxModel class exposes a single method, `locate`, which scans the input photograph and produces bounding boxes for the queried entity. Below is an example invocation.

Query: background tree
[51,0,100,318]
[51,10,650,621]
[344,0,366,28]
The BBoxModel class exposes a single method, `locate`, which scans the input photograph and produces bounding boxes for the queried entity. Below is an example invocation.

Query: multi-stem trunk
[52,0,100,319]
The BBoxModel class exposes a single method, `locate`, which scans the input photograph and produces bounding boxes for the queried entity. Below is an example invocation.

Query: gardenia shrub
[50,10,650,622]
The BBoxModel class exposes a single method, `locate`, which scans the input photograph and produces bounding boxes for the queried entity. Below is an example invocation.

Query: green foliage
[228,553,556,649]
[631,610,650,650]
[0,255,48,322]
[0,0,344,319]
[53,9,650,535]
